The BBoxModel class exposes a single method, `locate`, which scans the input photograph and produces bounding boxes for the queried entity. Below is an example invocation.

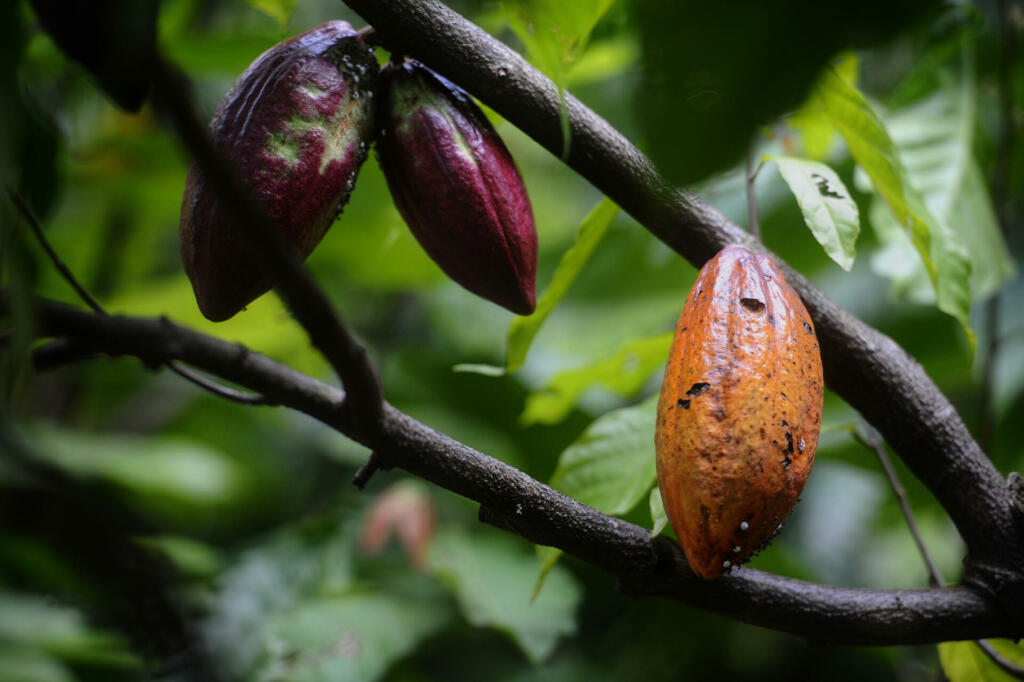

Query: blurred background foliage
[1,0,1023,680]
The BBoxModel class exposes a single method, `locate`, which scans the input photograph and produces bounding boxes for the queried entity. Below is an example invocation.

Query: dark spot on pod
[784,432,794,454]
[781,392,788,401]
[781,420,789,428]
[740,297,765,313]
[803,321,813,334]
[700,505,710,519]
[686,382,711,397]
[798,437,806,453]
[677,398,691,409]
[780,456,792,470]
[767,313,775,326]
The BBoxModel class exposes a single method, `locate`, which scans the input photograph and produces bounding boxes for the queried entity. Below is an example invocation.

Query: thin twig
[166,363,273,406]
[353,451,386,489]
[854,424,944,586]
[5,188,271,406]
[7,189,106,315]
[745,145,761,241]
[148,52,385,432]
[976,640,1024,680]
[855,424,1024,679]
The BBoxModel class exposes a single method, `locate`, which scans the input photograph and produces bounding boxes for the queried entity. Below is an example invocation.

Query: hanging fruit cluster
[654,246,824,579]
[179,21,538,321]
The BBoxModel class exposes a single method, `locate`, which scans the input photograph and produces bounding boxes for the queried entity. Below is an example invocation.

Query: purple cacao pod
[377,60,538,315]
[179,21,377,322]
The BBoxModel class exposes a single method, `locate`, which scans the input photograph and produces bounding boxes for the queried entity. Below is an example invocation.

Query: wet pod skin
[180,21,377,322]
[655,245,824,579]
[376,60,538,315]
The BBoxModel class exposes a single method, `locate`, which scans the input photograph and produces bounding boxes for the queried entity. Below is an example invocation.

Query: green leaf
[549,394,658,516]
[815,66,974,350]
[649,487,667,537]
[0,646,75,682]
[245,0,297,31]
[502,0,615,83]
[502,0,616,156]
[521,332,671,425]
[204,505,365,678]
[530,546,564,604]
[135,535,224,579]
[265,591,452,682]
[565,36,639,88]
[533,396,659,596]
[452,363,506,376]
[939,640,1024,682]
[767,156,860,271]
[868,77,1014,303]
[0,592,138,667]
[28,425,251,524]
[507,198,619,372]
[430,529,581,664]
[785,55,859,160]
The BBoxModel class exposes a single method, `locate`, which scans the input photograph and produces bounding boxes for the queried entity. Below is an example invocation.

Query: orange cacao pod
[655,245,824,579]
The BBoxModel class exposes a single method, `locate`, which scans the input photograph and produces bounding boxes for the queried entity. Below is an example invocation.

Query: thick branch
[340,0,1024,586]
[13,296,1021,645]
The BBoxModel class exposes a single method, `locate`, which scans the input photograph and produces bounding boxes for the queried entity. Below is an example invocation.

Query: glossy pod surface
[655,246,824,579]
[377,60,537,315]
[180,21,377,321]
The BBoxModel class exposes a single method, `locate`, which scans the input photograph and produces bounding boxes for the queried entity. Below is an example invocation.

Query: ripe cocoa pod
[179,21,377,322]
[376,60,538,315]
[655,246,823,579]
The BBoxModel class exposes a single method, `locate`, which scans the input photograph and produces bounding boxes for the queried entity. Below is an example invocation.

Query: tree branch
[339,0,1024,588]
[10,294,1021,645]
[6,187,271,407]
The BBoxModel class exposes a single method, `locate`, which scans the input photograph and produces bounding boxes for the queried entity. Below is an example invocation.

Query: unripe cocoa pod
[179,21,377,322]
[376,60,538,315]
[655,246,824,579]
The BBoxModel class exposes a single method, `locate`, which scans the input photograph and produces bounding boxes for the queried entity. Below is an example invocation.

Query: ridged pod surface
[655,246,824,579]
[377,60,537,315]
[179,21,377,321]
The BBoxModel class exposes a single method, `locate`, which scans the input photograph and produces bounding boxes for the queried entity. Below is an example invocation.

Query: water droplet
[732,546,741,553]
[739,521,749,531]
[352,91,360,99]
[722,560,731,568]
